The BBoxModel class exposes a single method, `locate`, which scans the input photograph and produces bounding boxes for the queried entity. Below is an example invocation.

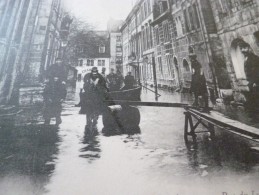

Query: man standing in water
[189,54,209,112]
[43,77,67,126]
[81,67,108,131]
[46,57,67,83]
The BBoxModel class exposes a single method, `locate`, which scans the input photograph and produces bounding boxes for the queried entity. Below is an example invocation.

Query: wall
[210,0,259,101]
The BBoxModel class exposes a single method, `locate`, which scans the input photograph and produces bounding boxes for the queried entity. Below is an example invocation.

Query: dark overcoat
[80,73,108,115]
[43,81,67,118]
[244,53,259,91]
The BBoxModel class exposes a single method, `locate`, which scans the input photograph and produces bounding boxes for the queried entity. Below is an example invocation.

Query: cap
[91,67,98,74]
[238,41,250,48]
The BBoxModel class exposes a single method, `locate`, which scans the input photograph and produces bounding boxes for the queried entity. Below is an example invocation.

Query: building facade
[209,0,259,102]
[121,0,155,85]
[151,0,226,92]
[121,0,234,97]
[0,0,69,105]
[75,31,111,80]
[107,19,123,73]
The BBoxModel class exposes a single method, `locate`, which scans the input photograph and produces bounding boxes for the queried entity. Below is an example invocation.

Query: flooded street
[0,87,259,195]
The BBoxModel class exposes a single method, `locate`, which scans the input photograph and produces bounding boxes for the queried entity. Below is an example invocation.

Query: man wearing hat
[189,53,209,111]
[101,67,107,79]
[81,67,108,130]
[239,41,259,109]
[106,68,121,91]
[239,41,259,93]
[46,57,67,83]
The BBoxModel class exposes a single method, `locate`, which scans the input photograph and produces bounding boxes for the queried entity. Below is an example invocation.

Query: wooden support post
[184,112,197,143]
[189,114,197,142]
[208,123,215,140]
[184,112,189,142]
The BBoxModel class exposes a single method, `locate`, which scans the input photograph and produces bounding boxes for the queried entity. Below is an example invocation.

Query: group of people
[43,40,259,127]
[43,57,136,128]
[189,40,259,112]
[79,67,136,130]
[100,67,135,91]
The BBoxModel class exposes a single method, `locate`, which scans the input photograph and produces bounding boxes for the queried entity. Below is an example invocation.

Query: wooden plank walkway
[185,108,259,143]
[104,100,189,108]
[104,100,259,146]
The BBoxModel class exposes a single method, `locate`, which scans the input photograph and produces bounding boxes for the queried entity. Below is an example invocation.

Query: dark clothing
[190,60,208,108]
[244,53,259,92]
[43,81,67,120]
[80,73,108,115]
[124,75,135,90]
[190,70,207,96]
[46,63,67,82]
[106,73,121,91]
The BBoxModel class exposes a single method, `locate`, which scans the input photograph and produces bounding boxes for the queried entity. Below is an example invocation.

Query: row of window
[77,45,106,54]
[129,0,152,32]
[78,59,106,67]
[127,22,154,60]
[154,4,200,45]
[217,0,254,14]
[156,55,191,80]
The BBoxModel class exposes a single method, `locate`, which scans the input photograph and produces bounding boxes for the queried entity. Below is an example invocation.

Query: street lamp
[144,56,159,101]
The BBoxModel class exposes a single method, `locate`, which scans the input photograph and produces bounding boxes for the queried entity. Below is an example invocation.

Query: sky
[64,0,136,30]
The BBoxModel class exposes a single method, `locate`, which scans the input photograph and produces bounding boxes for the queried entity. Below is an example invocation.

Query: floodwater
[0,85,259,195]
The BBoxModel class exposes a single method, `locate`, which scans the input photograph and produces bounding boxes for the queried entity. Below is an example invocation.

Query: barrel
[102,105,140,133]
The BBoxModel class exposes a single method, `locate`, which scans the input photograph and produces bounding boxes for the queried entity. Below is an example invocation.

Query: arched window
[183,59,190,72]
[230,38,248,79]
[175,16,183,36]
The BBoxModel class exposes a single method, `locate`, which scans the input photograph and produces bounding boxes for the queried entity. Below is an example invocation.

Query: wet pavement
[0,86,259,195]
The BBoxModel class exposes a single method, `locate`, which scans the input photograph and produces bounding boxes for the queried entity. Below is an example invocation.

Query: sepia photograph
[0,0,259,194]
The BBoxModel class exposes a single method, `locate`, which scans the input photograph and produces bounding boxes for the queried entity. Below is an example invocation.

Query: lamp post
[144,56,159,101]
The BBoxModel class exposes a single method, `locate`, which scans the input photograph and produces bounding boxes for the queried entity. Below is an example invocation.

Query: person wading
[46,57,67,83]
[43,77,67,126]
[80,67,108,133]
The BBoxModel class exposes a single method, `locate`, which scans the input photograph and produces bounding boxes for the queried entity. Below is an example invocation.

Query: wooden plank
[104,100,189,108]
[186,108,259,139]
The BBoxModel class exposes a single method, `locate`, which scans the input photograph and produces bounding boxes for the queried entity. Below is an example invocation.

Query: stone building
[120,0,155,85]
[0,0,68,105]
[75,31,111,81]
[209,0,259,102]
[151,0,178,89]
[107,19,123,73]
[151,0,226,92]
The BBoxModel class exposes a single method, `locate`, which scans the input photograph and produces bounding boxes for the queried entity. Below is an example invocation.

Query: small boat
[106,86,142,102]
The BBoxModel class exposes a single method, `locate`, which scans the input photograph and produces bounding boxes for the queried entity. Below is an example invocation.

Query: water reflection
[185,131,259,177]
[102,125,141,137]
[0,124,60,195]
[79,131,101,162]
